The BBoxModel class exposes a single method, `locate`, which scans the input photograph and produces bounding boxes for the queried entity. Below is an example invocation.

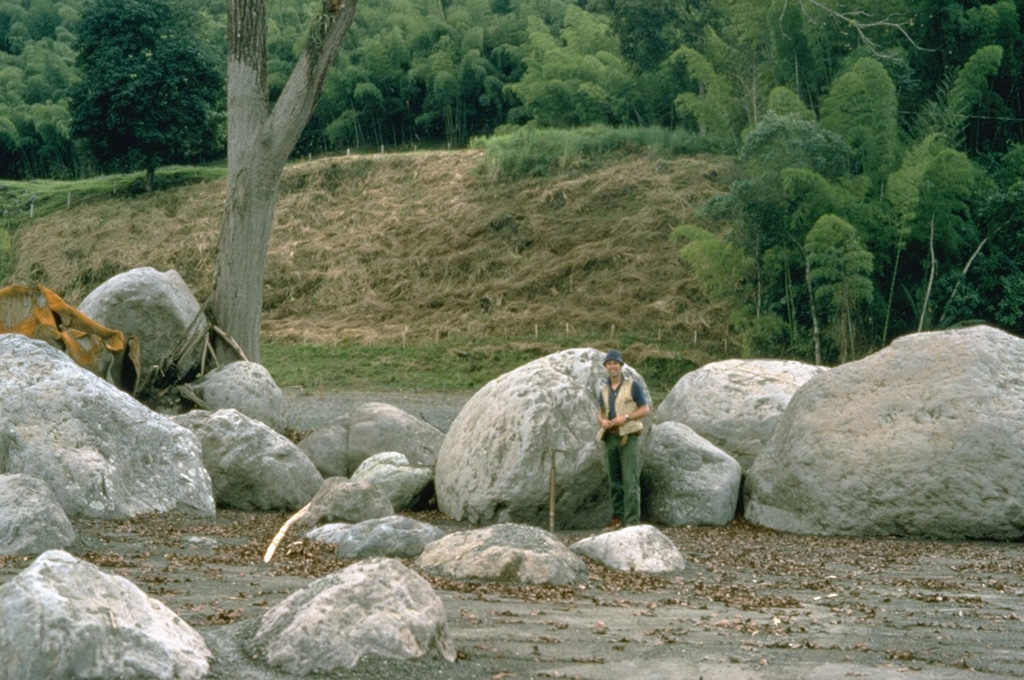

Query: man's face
[604,361,622,380]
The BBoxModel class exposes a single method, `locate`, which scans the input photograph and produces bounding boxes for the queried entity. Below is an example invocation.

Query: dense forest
[2,0,1024,364]
[5,0,1024,175]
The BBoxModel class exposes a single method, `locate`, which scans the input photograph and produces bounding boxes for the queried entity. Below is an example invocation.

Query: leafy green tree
[766,0,834,108]
[310,0,522,152]
[674,222,752,303]
[673,221,757,350]
[3,21,30,54]
[670,42,744,143]
[905,147,981,260]
[739,112,853,184]
[943,44,1004,147]
[773,166,867,364]
[510,6,633,127]
[709,0,779,128]
[24,0,62,39]
[766,85,814,120]
[19,38,76,103]
[885,134,983,333]
[730,113,857,362]
[26,101,71,172]
[409,29,502,148]
[599,0,685,72]
[410,34,460,146]
[319,25,419,150]
[969,158,1024,333]
[819,57,900,185]
[760,244,806,354]
[904,0,1021,154]
[68,0,222,191]
[805,213,874,363]
[0,3,28,53]
[0,105,21,177]
[0,0,81,178]
[916,44,1004,149]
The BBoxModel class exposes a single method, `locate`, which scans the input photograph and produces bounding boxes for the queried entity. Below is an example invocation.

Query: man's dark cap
[603,349,624,365]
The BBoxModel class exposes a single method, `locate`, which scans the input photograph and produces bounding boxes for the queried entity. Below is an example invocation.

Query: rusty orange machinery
[0,284,140,394]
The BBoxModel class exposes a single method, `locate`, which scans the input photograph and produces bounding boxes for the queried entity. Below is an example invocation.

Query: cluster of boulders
[3,265,1024,678]
[0,267,687,678]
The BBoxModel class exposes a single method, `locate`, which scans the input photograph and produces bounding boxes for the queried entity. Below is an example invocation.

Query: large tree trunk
[211,0,358,364]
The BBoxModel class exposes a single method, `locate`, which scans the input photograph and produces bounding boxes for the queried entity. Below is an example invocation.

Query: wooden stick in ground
[263,503,311,563]
[549,450,556,533]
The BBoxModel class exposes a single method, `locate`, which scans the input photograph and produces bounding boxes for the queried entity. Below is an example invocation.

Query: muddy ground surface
[2,390,1024,679]
[4,511,1024,680]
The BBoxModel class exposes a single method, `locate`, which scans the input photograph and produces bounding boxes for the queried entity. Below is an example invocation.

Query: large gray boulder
[351,451,433,511]
[416,523,588,585]
[570,525,686,575]
[297,477,394,528]
[641,421,741,526]
[746,326,1024,540]
[190,361,286,433]
[78,267,207,380]
[0,474,75,555]
[0,550,211,680]
[0,335,215,519]
[173,409,322,511]
[253,558,455,674]
[299,402,445,477]
[657,359,826,470]
[435,348,649,530]
[306,516,446,559]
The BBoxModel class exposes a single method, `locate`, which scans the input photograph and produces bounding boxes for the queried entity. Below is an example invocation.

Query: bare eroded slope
[12,150,733,351]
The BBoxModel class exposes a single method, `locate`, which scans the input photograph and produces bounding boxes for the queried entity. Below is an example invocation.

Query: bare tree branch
[786,0,933,57]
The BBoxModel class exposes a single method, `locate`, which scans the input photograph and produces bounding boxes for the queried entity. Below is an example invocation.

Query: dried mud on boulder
[3,509,1024,680]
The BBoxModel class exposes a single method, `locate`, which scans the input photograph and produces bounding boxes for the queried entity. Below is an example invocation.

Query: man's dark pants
[604,432,640,526]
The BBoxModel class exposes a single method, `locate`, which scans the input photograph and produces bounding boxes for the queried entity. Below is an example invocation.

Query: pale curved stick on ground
[263,502,311,563]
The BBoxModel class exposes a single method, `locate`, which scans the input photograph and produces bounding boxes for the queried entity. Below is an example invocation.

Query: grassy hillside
[6,150,736,397]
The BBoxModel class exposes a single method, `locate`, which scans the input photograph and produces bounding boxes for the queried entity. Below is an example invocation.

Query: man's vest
[600,376,643,437]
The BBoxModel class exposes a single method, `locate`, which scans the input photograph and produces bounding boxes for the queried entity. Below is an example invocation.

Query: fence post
[548,448,567,533]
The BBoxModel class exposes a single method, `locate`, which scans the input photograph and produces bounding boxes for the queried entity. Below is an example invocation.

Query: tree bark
[211,0,358,364]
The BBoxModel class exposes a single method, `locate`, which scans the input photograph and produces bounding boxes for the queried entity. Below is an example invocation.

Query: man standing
[597,350,650,530]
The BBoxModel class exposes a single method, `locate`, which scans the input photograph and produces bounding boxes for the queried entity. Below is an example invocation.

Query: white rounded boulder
[746,326,1024,539]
